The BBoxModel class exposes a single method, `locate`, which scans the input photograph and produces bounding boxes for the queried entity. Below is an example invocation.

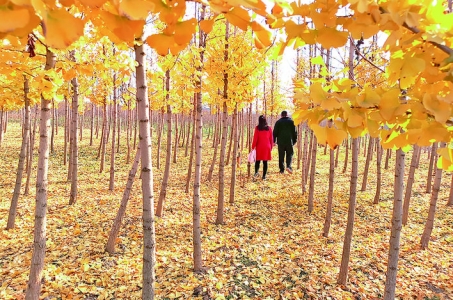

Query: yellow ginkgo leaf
[254,28,272,48]
[423,93,452,124]
[309,82,327,104]
[174,18,196,45]
[200,19,215,34]
[316,27,348,49]
[320,97,341,111]
[225,7,250,31]
[44,9,85,49]
[147,33,172,56]
[118,0,159,20]
[8,7,40,38]
[98,11,145,44]
[0,5,30,33]
[326,127,347,149]
[357,86,380,108]
[79,0,108,8]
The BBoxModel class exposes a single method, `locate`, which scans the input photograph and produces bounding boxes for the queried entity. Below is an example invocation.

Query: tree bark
[6,76,30,229]
[90,103,94,146]
[229,104,238,204]
[135,42,156,299]
[384,149,391,170]
[448,173,453,206]
[63,97,68,165]
[383,148,405,299]
[307,134,317,213]
[99,101,107,173]
[360,137,374,191]
[338,138,358,285]
[69,57,79,205]
[50,100,55,153]
[402,145,420,225]
[25,105,38,196]
[109,73,118,191]
[106,147,140,254]
[185,107,196,194]
[421,142,445,249]
[322,147,335,237]
[156,70,172,218]
[373,142,383,204]
[426,142,438,194]
[25,48,56,300]
[173,113,178,163]
[216,102,228,224]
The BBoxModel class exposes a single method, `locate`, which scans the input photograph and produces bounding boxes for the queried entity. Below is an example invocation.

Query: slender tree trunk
[6,76,30,229]
[117,108,121,153]
[335,145,340,168]
[383,148,406,299]
[307,135,317,213]
[297,124,302,169]
[185,112,191,157]
[156,108,164,169]
[373,142,383,204]
[426,143,438,194]
[193,6,206,272]
[402,145,420,225]
[69,59,79,205]
[67,97,73,182]
[25,48,56,300]
[0,108,3,147]
[100,101,107,173]
[109,73,118,191]
[79,113,83,141]
[106,147,140,254]
[384,149,391,170]
[421,143,445,249]
[226,118,233,165]
[185,107,196,194]
[304,129,314,187]
[156,70,172,217]
[126,99,131,164]
[95,104,100,139]
[448,173,453,206]
[135,42,156,299]
[50,100,55,153]
[173,113,178,163]
[207,111,220,182]
[342,138,349,173]
[322,148,335,237]
[25,105,38,196]
[360,137,374,191]
[133,104,138,149]
[229,104,238,204]
[337,138,359,285]
[90,103,94,146]
[63,97,68,165]
[301,124,309,194]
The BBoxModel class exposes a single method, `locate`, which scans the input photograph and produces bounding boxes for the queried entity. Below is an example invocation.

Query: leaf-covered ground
[1,122,452,299]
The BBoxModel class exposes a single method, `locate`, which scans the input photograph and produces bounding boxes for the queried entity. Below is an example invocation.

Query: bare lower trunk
[229,105,238,204]
[25,105,38,196]
[383,149,405,299]
[156,74,172,217]
[25,48,56,300]
[69,67,79,205]
[173,114,178,163]
[448,173,453,206]
[322,148,335,237]
[185,113,191,157]
[421,142,445,249]
[307,135,317,213]
[63,97,68,165]
[373,142,382,204]
[216,102,228,224]
[90,103,94,146]
[384,149,391,170]
[185,108,196,193]
[106,147,140,254]
[338,137,358,285]
[335,145,340,168]
[6,77,30,229]
[156,109,164,169]
[301,124,309,194]
[135,43,156,299]
[360,137,374,191]
[297,124,302,169]
[50,100,55,154]
[402,145,420,225]
[109,77,117,191]
[342,138,349,173]
[99,102,107,173]
[426,143,438,194]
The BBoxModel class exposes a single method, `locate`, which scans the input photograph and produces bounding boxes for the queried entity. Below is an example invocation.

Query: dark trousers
[278,144,293,172]
[255,160,268,177]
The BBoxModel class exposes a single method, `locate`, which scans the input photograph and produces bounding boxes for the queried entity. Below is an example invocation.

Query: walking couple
[251,111,297,180]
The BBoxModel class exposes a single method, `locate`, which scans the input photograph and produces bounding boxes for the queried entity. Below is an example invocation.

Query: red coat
[252,126,273,161]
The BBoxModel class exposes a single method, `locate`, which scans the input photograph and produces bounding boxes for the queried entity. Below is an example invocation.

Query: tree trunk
[421,142,445,249]
[207,111,220,182]
[185,112,191,157]
[193,6,206,273]
[304,129,314,189]
[447,173,453,206]
[373,142,383,204]
[156,70,172,217]
[384,148,391,170]
[338,138,358,285]
[135,42,156,299]
[173,113,178,163]
[109,74,118,191]
[106,147,140,254]
[126,98,131,164]
[99,101,107,173]
[25,105,38,196]
[185,107,196,194]
[25,48,56,300]
[342,138,349,173]
[116,108,121,153]
[229,104,238,204]
[402,145,420,225]
[426,142,438,194]
[383,148,405,299]
[301,124,309,194]
[322,148,335,237]
[50,100,55,153]
[360,137,374,191]
[69,60,79,205]
[335,145,340,168]
[90,103,94,146]
[63,97,68,165]
[307,134,317,213]
[6,76,30,229]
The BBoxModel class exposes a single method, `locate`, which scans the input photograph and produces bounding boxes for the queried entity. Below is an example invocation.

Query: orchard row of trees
[1,0,453,299]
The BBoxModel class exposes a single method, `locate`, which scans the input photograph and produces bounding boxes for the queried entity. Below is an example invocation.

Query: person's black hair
[281,110,288,117]
[257,115,269,131]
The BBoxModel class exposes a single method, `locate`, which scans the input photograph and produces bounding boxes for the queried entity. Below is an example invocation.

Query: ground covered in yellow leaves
[1,123,452,299]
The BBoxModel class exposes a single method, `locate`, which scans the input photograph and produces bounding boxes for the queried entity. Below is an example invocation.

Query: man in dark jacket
[273,111,297,174]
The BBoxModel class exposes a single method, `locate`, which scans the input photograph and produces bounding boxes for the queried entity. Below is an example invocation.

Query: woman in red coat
[252,115,273,180]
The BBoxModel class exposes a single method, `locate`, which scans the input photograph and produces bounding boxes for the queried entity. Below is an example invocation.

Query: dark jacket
[273,117,297,146]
